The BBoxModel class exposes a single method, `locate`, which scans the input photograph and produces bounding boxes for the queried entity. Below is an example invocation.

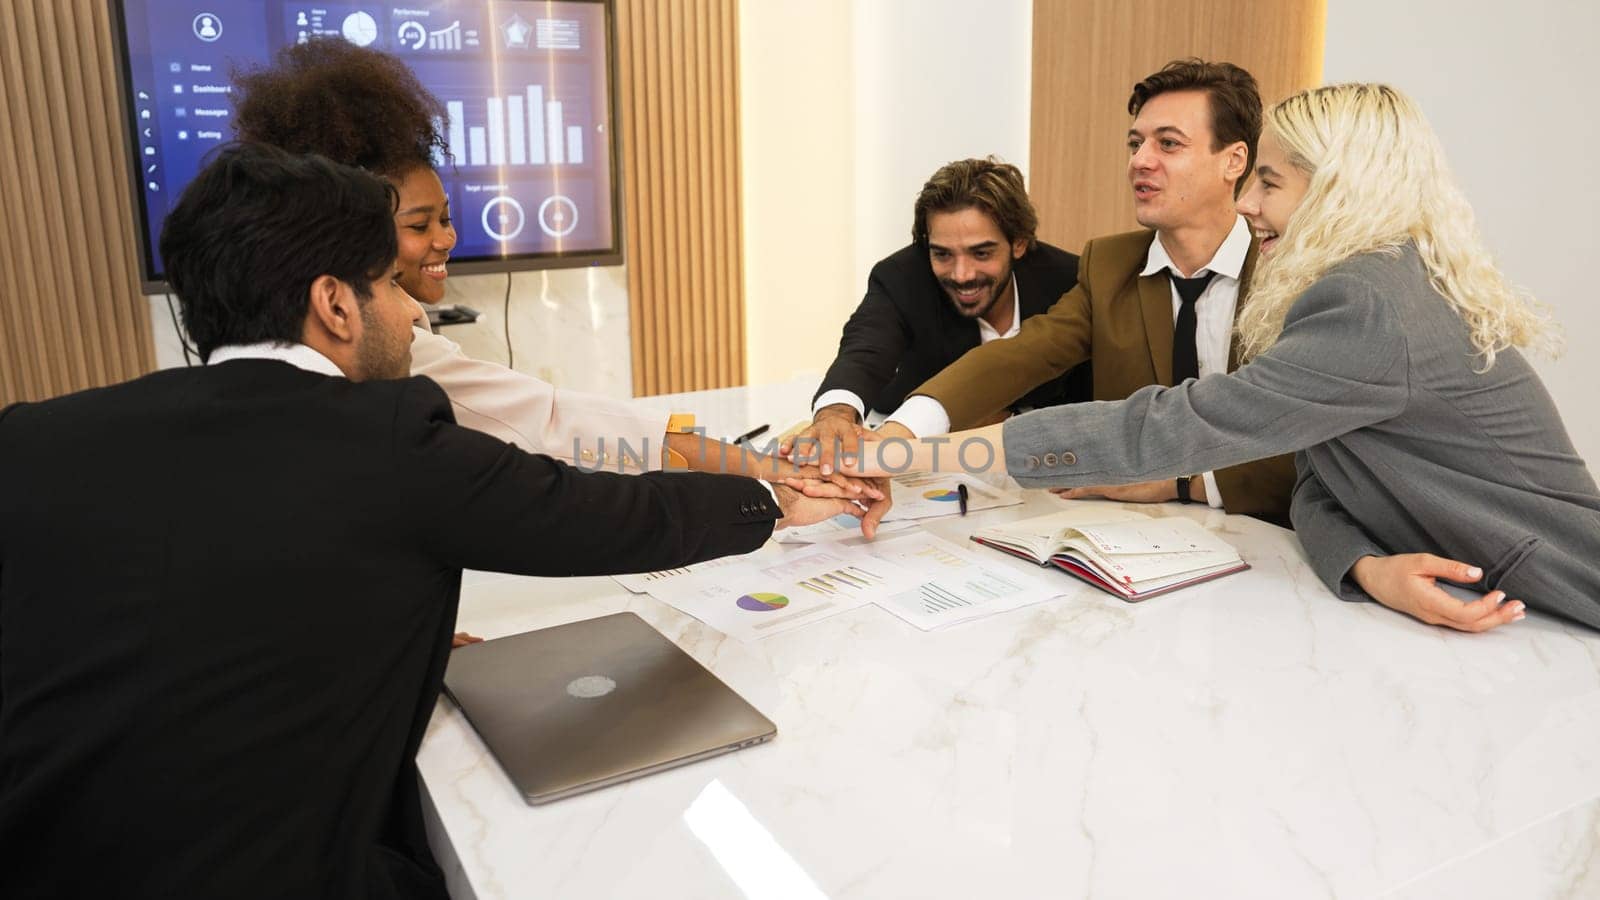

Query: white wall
[147,266,634,396]
[437,266,633,396]
[738,0,859,388]
[148,293,192,370]
[1324,0,1599,465]
[740,0,1035,387]
[848,0,1034,286]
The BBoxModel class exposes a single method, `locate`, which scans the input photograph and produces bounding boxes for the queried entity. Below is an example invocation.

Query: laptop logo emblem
[566,675,617,699]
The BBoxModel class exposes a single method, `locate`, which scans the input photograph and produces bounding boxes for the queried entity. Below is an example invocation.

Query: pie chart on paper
[922,488,961,502]
[736,592,789,612]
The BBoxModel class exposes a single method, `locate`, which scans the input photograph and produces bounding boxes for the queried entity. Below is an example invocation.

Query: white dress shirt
[813,274,1022,420]
[889,217,1252,509]
[1139,216,1251,509]
[208,341,345,376]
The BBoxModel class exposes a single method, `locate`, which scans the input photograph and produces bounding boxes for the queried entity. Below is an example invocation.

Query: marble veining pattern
[417,380,1600,899]
[442,267,634,398]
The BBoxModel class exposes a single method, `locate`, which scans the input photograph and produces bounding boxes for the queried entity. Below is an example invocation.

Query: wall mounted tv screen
[113,0,622,292]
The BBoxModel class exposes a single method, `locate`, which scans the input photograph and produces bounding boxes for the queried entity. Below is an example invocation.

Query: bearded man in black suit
[0,143,856,899]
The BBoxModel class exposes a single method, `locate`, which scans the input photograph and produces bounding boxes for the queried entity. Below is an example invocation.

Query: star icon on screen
[502,15,532,49]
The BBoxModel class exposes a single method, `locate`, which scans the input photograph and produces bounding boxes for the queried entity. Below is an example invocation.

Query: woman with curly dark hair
[232,39,455,305]
[228,40,886,513]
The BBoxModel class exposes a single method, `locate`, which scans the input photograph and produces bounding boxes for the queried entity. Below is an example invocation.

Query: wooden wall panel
[0,0,154,406]
[616,0,744,396]
[1030,0,1325,254]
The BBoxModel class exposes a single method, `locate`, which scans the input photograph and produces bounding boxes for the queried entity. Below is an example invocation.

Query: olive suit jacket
[913,228,1296,524]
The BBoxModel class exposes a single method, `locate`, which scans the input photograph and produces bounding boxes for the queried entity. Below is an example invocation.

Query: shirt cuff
[884,395,950,438]
[812,389,866,420]
[1200,470,1224,509]
[758,479,783,526]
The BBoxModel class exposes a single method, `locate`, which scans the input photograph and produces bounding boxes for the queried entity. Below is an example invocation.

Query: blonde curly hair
[1235,83,1558,369]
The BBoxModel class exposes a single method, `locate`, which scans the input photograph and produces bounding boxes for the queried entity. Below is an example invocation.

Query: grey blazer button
[1025,455,1042,470]
[739,503,751,515]
[1043,452,1059,467]
[1062,451,1077,465]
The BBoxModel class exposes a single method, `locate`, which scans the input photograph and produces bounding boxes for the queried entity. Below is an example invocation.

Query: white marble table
[418,379,1600,899]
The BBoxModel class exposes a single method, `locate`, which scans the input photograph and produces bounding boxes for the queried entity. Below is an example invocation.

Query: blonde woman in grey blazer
[839,84,1599,633]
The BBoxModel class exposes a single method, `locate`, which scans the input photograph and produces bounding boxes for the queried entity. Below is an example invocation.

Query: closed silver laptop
[442,612,777,805]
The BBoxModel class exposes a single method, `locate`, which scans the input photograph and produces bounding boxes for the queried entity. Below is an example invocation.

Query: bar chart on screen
[115,0,620,278]
[442,88,587,168]
[428,20,464,50]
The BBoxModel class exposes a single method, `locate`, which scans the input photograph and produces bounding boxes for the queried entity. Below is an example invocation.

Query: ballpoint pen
[733,423,770,444]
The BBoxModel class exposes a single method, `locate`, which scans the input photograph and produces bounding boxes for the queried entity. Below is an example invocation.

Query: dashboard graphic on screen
[114,1,621,290]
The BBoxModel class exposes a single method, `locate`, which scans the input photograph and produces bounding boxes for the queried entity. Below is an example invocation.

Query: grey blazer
[1004,244,1600,628]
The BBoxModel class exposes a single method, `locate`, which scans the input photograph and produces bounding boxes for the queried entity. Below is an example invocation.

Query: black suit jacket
[0,360,777,900]
[816,241,1091,416]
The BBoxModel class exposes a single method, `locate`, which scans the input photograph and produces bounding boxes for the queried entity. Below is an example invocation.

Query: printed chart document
[880,472,1022,522]
[862,533,1065,630]
[971,509,1248,601]
[773,513,916,544]
[610,555,744,594]
[642,546,924,641]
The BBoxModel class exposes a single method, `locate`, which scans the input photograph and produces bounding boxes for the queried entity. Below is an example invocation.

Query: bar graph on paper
[792,565,890,599]
[897,570,1026,616]
[864,534,1064,630]
[636,546,924,642]
[610,555,742,594]
[441,87,586,168]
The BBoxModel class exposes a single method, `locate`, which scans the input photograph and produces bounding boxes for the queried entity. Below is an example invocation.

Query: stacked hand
[778,405,897,536]
[749,452,880,501]
[780,404,874,476]
[1351,553,1526,633]
[771,482,875,531]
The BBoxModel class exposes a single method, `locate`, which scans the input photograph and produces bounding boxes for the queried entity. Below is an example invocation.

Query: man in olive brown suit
[876,60,1296,525]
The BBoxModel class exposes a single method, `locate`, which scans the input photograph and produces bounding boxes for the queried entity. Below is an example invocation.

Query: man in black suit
[805,158,1090,444]
[0,144,857,899]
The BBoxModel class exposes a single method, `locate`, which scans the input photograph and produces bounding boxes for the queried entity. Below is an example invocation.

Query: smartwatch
[1175,475,1194,505]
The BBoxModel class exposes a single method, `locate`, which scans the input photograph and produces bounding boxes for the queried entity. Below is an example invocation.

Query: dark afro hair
[231,37,450,177]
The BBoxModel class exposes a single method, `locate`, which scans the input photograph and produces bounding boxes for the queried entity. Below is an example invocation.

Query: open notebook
[971,508,1248,601]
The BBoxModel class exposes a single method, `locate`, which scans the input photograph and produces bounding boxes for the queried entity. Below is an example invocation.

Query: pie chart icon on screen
[343,12,379,46]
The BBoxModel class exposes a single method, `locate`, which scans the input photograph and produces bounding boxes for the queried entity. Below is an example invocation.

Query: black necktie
[1169,269,1216,385]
